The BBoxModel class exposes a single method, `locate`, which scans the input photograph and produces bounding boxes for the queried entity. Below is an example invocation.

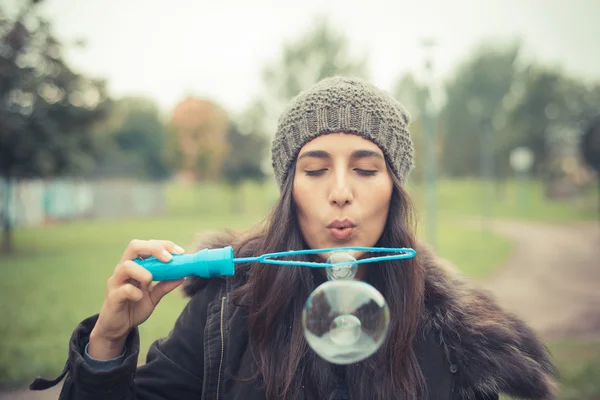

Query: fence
[0,178,166,227]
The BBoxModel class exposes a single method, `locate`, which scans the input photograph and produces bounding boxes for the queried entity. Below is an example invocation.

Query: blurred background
[1,0,599,398]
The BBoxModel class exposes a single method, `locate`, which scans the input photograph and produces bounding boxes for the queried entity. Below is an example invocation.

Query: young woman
[31,76,557,400]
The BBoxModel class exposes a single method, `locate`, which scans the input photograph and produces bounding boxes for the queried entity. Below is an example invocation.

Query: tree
[393,73,429,183]
[95,96,170,180]
[439,42,521,177]
[0,0,110,253]
[222,110,269,212]
[581,117,600,222]
[257,17,368,138]
[504,65,600,180]
[393,73,429,122]
[223,100,268,184]
[438,39,600,186]
[166,97,229,181]
[222,124,266,185]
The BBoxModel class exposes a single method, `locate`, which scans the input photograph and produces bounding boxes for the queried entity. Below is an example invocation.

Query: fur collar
[181,231,558,400]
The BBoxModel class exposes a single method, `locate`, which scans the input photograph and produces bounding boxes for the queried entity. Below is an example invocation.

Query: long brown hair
[231,163,426,400]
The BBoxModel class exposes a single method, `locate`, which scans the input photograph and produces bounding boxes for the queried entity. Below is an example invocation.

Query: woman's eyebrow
[298,150,330,159]
[351,149,383,159]
[298,149,383,160]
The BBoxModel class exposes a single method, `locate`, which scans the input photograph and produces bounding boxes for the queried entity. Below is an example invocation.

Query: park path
[477,219,600,340]
[2,220,599,399]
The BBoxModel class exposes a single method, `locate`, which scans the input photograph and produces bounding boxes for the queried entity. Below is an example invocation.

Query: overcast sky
[23,0,600,115]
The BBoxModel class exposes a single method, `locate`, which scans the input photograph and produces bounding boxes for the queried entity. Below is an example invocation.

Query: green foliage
[222,123,268,186]
[257,17,368,136]
[99,97,170,180]
[580,117,600,221]
[0,0,110,180]
[504,66,600,178]
[393,73,430,183]
[581,117,600,173]
[421,40,600,183]
[163,122,184,172]
[439,42,521,177]
[394,73,429,121]
[222,100,270,188]
[262,16,368,105]
[0,0,110,252]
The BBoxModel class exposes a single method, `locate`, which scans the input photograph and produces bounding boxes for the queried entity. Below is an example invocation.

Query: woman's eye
[305,169,327,176]
[356,169,377,176]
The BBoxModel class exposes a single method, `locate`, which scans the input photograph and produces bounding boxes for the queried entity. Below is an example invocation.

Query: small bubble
[326,251,357,280]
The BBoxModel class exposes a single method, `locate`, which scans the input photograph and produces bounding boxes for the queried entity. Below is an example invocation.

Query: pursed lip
[326,219,357,229]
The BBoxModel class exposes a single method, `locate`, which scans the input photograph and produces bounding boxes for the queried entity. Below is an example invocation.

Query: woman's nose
[328,172,353,206]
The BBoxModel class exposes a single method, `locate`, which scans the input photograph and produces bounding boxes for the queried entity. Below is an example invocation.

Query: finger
[157,240,186,255]
[149,278,185,306]
[120,239,173,264]
[110,260,154,290]
[144,240,186,257]
[112,283,144,303]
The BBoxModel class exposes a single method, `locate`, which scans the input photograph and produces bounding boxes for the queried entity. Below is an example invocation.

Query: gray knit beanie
[271,76,414,189]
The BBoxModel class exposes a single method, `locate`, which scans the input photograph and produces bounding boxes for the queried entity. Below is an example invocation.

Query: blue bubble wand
[134,246,417,281]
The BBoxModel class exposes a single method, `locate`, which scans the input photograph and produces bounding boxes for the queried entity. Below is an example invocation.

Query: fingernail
[174,245,185,254]
[147,283,153,292]
[162,250,172,260]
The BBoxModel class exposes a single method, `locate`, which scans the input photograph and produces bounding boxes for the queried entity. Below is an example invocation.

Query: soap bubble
[302,252,390,364]
[326,251,358,280]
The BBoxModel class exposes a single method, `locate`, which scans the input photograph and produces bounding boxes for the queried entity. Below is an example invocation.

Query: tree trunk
[1,176,13,254]
[597,173,600,228]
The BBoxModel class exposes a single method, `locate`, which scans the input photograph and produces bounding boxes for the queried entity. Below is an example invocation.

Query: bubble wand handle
[133,247,236,281]
[133,246,416,281]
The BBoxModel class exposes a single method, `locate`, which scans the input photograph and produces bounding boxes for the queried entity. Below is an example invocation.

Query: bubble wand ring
[237,246,416,268]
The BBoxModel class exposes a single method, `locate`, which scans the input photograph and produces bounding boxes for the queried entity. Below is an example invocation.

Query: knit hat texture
[271,76,414,188]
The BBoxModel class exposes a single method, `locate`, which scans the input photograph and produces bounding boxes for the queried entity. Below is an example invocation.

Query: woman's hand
[88,239,186,360]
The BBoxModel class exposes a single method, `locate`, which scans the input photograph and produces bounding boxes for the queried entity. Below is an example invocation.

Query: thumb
[149,278,185,306]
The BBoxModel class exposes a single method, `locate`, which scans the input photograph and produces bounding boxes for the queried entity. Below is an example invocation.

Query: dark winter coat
[30,232,558,399]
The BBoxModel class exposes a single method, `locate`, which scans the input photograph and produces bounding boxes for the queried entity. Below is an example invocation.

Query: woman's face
[292,133,393,258]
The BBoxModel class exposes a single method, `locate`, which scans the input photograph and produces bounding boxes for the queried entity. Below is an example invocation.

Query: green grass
[435,217,513,279]
[408,178,596,223]
[0,179,596,392]
[501,339,600,400]
[0,182,275,388]
[549,339,600,400]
